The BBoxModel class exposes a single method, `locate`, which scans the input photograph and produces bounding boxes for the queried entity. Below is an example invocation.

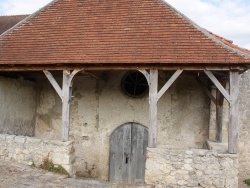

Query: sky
[0,0,249,50]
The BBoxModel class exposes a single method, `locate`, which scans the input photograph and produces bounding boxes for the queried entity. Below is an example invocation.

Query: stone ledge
[145,147,238,188]
[0,133,75,177]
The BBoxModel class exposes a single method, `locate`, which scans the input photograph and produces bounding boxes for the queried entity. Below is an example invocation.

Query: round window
[121,71,148,98]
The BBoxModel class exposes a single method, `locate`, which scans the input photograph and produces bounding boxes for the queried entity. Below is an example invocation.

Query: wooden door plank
[122,124,131,184]
[43,70,62,99]
[110,126,125,183]
[135,124,146,183]
[204,70,230,102]
[228,71,239,154]
[149,70,158,148]
[130,123,137,183]
[157,70,183,101]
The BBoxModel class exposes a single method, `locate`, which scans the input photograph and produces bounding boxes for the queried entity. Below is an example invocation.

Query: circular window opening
[121,71,148,98]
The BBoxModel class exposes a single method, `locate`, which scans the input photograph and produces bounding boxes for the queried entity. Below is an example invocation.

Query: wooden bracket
[157,70,183,101]
[43,70,62,99]
[204,70,230,102]
[43,69,81,141]
[138,69,150,84]
[195,76,216,104]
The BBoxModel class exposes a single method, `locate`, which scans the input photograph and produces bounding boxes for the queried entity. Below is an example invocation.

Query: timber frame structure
[1,0,250,155]
[41,68,241,154]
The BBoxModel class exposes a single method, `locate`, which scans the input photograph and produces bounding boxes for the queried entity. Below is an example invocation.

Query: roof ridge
[163,0,250,59]
[0,0,57,38]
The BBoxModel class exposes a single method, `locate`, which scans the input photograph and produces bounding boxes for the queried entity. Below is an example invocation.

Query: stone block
[26,137,41,143]
[51,153,75,165]
[6,135,16,141]
[0,134,7,140]
[15,136,26,144]
[61,164,73,176]
[184,164,193,171]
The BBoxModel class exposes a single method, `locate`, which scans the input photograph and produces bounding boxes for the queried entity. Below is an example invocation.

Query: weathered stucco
[238,71,250,181]
[0,76,37,136]
[35,71,210,179]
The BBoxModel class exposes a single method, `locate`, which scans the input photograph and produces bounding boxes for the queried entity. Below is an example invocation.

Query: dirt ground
[0,159,248,188]
[0,159,151,188]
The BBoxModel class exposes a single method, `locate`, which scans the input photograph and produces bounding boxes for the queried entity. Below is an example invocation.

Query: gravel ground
[0,159,248,188]
[0,159,151,188]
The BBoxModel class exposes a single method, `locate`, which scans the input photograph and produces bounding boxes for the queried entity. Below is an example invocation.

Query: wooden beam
[215,80,226,143]
[228,71,239,154]
[148,69,158,148]
[157,70,183,101]
[216,90,223,143]
[43,70,62,99]
[195,77,216,104]
[62,70,71,141]
[68,70,81,86]
[0,64,247,72]
[138,69,149,84]
[204,70,230,102]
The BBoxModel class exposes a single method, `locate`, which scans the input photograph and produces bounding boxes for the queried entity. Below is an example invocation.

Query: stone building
[0,0,250,187]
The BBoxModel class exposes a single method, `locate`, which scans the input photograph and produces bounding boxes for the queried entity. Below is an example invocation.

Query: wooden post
[44,70,81,141]
[62,70,71,141]
[148,69,158,148]
[216,80,226,143]
[228,71,239,154]
[216,89,223,143]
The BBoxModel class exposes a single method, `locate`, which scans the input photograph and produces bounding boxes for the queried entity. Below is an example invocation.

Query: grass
[40,157,69,176]
[244,179,250,186]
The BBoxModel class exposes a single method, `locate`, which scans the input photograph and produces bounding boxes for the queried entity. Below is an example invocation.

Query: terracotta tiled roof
[0,0,250,69]
[207,30,250,55]
[0,15,29,35]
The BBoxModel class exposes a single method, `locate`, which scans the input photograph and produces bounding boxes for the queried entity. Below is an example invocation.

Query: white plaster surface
[0,77,37,136]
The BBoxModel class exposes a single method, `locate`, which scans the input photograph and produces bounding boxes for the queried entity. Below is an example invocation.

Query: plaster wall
[238,71,250,181]
[35,71,210,180]
[0,77,37,136]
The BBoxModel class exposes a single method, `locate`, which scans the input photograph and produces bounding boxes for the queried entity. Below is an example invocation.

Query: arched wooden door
[109,122,148,184]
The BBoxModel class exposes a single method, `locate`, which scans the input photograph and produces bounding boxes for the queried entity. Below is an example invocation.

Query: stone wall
[145,147,238,188]
[0,76,37,136]
[0,134,75,176]
[35,71,210,180]
[208,71,250,181]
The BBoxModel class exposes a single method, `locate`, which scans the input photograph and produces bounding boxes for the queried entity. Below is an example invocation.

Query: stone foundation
[145,147,238,188]
[0,134,75,176]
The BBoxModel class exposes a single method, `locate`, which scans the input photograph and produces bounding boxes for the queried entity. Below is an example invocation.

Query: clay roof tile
[0,0,249,69]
